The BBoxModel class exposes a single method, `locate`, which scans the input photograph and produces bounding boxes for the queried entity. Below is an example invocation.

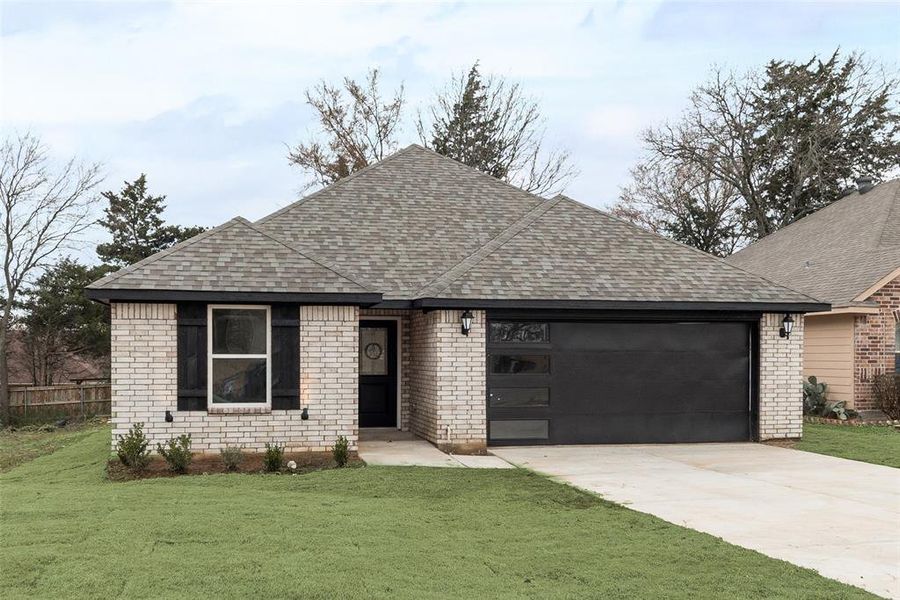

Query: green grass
[797,422,900,468]
[0,421,108,473]
[0,430,875,599]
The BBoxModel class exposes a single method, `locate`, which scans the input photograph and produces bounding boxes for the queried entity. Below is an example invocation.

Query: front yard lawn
[0,429,875,599]
[797,422,900,468]
[0,421,108,473]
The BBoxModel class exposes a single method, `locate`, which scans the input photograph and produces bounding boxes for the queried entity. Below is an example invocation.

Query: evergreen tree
[19,259,112,384]
[418,62,576,196]
[428,63,506,179]
[96,174,205,267]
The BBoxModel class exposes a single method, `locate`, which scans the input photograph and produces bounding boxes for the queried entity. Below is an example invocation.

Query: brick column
[409,309,486,454]
[110,302,177,449]
[299,305,359,449]
[758,312,804,440]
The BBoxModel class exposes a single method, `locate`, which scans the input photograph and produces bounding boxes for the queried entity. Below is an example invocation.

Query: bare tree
[287,68,405,189]
[612,156,747,257]
[417,64,577,196]
[644,51,899,241]
[0,133,102,424]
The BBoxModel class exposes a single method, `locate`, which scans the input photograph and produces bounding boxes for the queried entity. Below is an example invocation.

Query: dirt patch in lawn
[107,451,364,481]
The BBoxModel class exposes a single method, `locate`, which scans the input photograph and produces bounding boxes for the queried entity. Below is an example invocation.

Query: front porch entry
[359,319,398,428]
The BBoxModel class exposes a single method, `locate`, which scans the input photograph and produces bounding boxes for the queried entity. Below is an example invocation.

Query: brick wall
[110,303,358,453]
[853,276,900,410]
[758,312,804,440]
[409,309,486,453]
[359,308,411,430]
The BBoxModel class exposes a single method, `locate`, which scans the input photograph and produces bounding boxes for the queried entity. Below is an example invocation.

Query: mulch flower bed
[107,451,363,481]
[803,415,899,427]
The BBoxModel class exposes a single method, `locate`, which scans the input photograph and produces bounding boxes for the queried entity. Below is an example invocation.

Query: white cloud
[1,0,897,239]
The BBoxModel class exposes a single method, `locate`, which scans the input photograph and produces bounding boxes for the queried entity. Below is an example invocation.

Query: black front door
[359,320,397,428]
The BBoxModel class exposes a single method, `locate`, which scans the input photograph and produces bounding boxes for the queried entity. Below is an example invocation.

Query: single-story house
[87,145,826,453]
[727,177,900,414]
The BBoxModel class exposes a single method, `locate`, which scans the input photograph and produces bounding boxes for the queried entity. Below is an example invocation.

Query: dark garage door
[487,319,754,445]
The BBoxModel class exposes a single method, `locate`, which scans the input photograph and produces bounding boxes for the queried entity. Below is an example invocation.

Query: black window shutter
[177,303,208,411]
[271,304,300,410]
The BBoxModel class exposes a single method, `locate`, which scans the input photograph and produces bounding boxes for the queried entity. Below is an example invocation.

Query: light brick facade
[110,303,358,453]
[852,276,900,410]
[758,312,805,440]
[408,309,487,453]
[111,303,808,452]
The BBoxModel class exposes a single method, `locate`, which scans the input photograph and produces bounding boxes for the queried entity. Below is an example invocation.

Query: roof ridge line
[88,219,241,289]
[408,143,556,204]
[875,179,900,249]
[414,197,562,298]
[557,194,826,305]
[236,218,375,292]
[255,145,419,225]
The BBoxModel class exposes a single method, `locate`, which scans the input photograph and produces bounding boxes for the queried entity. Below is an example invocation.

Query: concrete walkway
[358,429,513,469]
[492,443,900,599]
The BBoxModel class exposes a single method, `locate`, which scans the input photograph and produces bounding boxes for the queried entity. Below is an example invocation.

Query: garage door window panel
[490,354,550,374]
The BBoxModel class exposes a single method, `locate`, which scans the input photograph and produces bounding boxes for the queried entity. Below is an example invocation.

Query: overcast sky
[2,0,898,255]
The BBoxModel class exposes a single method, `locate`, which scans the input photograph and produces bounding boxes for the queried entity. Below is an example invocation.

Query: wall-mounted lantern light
[779,314,795,339]
[165,410,174,423]
[301,407,309,420]
[460,310,474,336]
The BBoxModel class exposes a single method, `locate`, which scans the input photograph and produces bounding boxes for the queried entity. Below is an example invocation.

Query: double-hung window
[208,305,271,407]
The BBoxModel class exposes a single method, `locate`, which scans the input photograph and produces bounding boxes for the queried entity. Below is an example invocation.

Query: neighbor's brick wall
[360,308,411,430]
[110,302,358,453]
[409,309,486,453]
[852,276,900,410]
[758,312,804,440]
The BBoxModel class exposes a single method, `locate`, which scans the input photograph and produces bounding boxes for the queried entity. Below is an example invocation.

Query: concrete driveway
[492,443,900,598]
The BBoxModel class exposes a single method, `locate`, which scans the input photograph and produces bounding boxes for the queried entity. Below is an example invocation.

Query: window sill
[208,405,272,415]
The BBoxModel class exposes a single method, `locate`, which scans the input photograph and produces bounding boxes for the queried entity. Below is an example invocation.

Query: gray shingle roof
[726,179,900,305]
[257,145,544,299]
[424,195,818,304]
[90,145,822,308]
[88,217,371,294]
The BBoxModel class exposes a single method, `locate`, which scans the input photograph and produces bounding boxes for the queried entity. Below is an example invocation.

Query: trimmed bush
[263,442,285,472]
[873,373,900,420]
[157,434,193,473]
[115,422,151,471]
[333,436,349,468]
[220,446,245,471]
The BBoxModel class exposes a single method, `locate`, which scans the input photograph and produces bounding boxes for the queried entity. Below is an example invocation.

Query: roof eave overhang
[84,288,383,306]
[412,298,831,313]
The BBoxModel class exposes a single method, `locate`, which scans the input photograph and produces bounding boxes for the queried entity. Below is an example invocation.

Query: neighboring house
[728,178,900,413]
[86,146,825,454]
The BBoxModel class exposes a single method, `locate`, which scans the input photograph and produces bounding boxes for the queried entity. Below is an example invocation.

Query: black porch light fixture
[460,310,474,336]
[779,314,795,339]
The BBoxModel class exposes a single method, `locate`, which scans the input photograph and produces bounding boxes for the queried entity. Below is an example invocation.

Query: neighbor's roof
[726,179,900,306]
[88,145,823,309]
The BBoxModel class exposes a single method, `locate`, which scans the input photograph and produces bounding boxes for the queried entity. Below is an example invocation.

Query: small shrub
[157,434,192,473]
[802,376,827,416]
[220,446,245,471]
[115,422,151,471]
[333,436,349,468]
[873,373,900,420]
[263,442,285,472]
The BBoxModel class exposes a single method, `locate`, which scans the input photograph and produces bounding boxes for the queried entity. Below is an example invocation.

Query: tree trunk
[0,316,10,426]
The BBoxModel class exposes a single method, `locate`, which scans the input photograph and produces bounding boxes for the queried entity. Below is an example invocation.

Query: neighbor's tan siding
[803,314,854,405]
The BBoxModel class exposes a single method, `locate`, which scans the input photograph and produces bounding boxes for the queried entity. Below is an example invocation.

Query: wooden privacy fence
[8,382,111,424]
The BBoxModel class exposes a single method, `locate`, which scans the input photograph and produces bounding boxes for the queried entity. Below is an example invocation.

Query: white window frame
[208,304,272,409]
